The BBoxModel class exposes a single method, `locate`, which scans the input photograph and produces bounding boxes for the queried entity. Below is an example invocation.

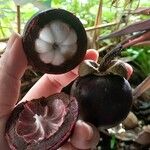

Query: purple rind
[5,93,78,150]
[71,74,133,128]
[22,8,87,74]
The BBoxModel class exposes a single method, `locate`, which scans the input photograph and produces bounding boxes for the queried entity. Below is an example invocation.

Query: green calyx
[79,59,128,79]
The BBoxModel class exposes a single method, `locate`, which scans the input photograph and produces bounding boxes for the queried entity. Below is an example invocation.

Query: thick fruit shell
[71,74,133,128]
[22,8,87,74]
[5,93,78,150]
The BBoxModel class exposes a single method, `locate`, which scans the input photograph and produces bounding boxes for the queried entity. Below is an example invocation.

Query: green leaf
[110,134,116,149]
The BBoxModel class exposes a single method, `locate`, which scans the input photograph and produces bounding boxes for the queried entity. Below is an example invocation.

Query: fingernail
[6,32,20,51]
[125,63,133,79]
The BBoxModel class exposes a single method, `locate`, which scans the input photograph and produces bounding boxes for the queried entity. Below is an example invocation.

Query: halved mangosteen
[5,93,78,150]
[22,8,87,74]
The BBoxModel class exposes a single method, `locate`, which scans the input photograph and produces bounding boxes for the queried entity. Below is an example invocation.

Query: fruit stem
[133,75,150,100]
[98,44,122,72]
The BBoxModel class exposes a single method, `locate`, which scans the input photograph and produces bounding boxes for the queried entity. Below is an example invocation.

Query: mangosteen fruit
[22,8,87,74]
[5,93,78,150]
[71,59,133,128]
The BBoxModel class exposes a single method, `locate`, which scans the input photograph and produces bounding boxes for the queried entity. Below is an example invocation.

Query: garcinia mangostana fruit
[22,8,87,74]
[5,93,78,150]
[71,47,133,128]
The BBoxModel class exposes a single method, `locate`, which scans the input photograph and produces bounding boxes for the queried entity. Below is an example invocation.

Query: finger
[0,33,27,118]
[70,120,100,149]
[84,49,99,61]
[124,63,133,79]
[21,49,99,102]
[0,33,27,149]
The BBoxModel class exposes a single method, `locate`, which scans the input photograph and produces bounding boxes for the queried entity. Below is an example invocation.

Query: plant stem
[92,0,103,48]
[133,76,150,100]
[17,5,21,34]
[98,19,150,41]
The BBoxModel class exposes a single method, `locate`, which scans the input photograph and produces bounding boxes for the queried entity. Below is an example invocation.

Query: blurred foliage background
[1,0,150,38]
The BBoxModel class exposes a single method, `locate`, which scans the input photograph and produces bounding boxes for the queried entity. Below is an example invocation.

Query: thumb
[0,33,27,149]
[0,33,27,118]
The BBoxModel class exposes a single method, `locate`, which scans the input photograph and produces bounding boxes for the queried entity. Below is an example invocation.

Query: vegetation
[1,0,150,38]
[122,47,150,83]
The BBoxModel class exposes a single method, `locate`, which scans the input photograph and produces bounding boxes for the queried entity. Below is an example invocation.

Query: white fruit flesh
[35,20,77,65]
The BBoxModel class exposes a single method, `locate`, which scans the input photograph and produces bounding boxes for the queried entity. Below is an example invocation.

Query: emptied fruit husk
[5,93,78,150]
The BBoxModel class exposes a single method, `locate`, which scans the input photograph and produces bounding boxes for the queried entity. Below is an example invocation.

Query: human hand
[0,33,133,150]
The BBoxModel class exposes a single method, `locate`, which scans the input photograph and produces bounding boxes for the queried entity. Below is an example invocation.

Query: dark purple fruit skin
[5,93,78,150]
[22,8,87,74]
[71,74,133,128]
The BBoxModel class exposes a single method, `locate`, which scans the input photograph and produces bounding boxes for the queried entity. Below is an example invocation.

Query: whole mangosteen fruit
[71,56,133,128]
